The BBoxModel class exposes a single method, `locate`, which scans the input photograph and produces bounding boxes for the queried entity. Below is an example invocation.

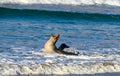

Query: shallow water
[0,3,120,75]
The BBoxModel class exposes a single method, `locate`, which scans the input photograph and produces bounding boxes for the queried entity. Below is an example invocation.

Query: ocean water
[0,7,120,52]
[0,0,120,75]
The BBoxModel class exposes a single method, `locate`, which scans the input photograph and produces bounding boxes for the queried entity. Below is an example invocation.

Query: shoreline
[0,54,120,75]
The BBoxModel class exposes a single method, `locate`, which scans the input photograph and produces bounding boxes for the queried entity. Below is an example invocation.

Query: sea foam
[0,48,120,75]
[0,0,120,6]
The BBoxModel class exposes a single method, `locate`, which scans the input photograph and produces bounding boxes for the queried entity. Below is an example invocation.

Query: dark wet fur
[58,43,79,56]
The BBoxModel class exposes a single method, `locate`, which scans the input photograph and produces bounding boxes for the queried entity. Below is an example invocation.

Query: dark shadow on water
[8,72,120,76]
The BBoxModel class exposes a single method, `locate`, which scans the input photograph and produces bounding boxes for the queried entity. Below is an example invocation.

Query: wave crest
[0,7,120,21]
[0,0,120,6]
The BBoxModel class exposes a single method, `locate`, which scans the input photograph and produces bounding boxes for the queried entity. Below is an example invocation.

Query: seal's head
[50,34,60,43]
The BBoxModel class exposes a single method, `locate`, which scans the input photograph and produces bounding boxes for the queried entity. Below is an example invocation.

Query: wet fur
[43,34,78,55]
[44,34,59,53]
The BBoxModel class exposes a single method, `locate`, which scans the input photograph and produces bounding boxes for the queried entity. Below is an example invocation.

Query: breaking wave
[0,7,120,21]
[0,0,120,15]
[0,0,120,6]
[0,47,120,75]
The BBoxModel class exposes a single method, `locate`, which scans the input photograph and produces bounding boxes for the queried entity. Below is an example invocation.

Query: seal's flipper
[58,43,78,56]
[58,43,69,51]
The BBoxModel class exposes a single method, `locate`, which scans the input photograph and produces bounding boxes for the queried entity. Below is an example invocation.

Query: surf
[0,0,120,6]
[0,7,120,22]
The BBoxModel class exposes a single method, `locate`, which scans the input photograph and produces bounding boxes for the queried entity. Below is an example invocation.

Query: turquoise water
[0,7,120,53]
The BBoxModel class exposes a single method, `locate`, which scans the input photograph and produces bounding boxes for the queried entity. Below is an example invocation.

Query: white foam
[0,47,120,75]
[0,0,120,6]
